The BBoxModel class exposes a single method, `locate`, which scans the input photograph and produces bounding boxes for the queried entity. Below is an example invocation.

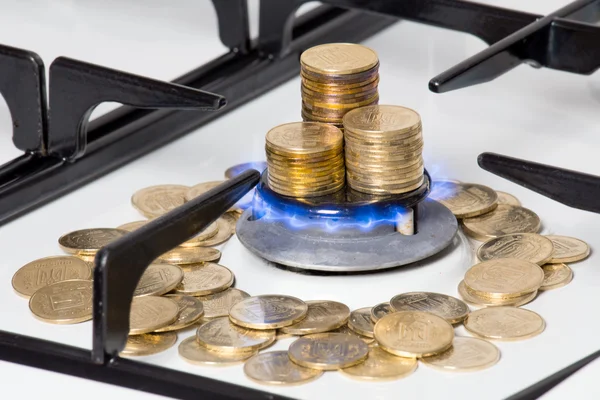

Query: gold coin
[389,292,470,324]
[546,235,590,263]
[347,177,423,195]
[343,105,421,135]
[129,296,179,335]
[12,256,92,298]
[332,325,375,344]
[288,333,369,370]
[496,191,521,206]
[300,43,378,75]
[173,262,233,296]
[303,94,379,111]
[154,295,204,332]
[229,295,308,330]
[374,311,454,358]
[59,228,129,254]
[477,233,554,265]
[301,73,379,92]
[76,254,96,263]
[29,280,93,324]
[464,259,544,299]
[462,204,541,241]
[117,220,148,231]
[157,247,221,265]
[184,181,240,213]
[118,219,219,247]
[266,122,343,156]
[370,303,393,323]
[340,345,417,381]
[464,307,545,341]
[457,281,537,308]
[266,146,343,163]
[430,182,498,219]
[421,336,500,372]
[280,300,350,335]
[244,351,324,385]
[196,317,275,353]
[131,184,189,218]
[348,307,375,338]
[197,288,250,319]
[540,263,573,291]
[133,263,184,297]
[120,332,178,356]
[178,336,255,366]
[196,215,236,247]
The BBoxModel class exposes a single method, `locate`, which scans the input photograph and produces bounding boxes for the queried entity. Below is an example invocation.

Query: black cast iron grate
[1,1,600,399]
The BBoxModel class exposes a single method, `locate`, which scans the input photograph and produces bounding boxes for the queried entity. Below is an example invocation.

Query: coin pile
[343,105,424,194]
[9,168,593,387]
[265,122,345,197]
[300,43,379,130]
[429,180,589,306]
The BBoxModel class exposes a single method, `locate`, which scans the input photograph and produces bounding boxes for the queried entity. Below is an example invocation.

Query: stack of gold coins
[265,122,345,198]
[300,43,380,130]
[458,258,544,307]
[342,105,424,195]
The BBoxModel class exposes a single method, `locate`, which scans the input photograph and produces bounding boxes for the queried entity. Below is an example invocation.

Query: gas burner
[237,169,458,272]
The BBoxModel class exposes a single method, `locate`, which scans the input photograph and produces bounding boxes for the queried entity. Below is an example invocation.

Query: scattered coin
[131,184,189,218]
[457,281,537,308]
[546,235,590,263]
[195,215,235,247]
[178,336,255,366]
[184,181,242,213]
[133,263,184,297]
[540,263,573,291]
[154,295,204,332]
[464,307,545,341]
[58,228,128,254]
[280,300,350,335]
[120,332,178,356]
[196,317,275,353]
[12,256,92,298]
[244,351,324,385]
[462,205,541,241]
[157,247,221,265]
[432,182,498,219]
[464,259,544,299]
[390,292,469,324]
[477,233,555,265]
[340,345,417,381]
[374,311,454,358]
[421,336,500,372]
[348,307,375,338]
[332,325,375,344]
[118,219,220,247]
[129,296,179,335]
[173,262,233,296]
[29,280,93,324]
[229,295,308,330]
[197,288,250,319]
[116,220,148,231]
[495,191,521,206]
[288,333,369,370]
[76,254,96,263]
[370,302,393,323]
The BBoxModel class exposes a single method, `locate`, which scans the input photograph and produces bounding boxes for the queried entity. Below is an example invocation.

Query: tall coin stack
[343,105,424,195]
[265,122,345,198]
[300,43,380,130]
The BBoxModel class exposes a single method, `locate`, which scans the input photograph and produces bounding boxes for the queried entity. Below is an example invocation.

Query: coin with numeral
[288,333,369,370]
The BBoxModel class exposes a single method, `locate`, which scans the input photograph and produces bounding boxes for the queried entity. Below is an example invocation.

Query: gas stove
[1,1,600,400]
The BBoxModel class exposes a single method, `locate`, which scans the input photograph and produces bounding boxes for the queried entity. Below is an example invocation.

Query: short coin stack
[300,43,380,130]
[343,105,424,194]
[265,122,345,197]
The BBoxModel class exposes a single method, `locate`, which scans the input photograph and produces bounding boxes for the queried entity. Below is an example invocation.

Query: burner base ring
[237,199,458,272]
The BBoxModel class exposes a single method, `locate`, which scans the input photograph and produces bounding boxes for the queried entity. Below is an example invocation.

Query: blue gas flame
[227,161,267,209]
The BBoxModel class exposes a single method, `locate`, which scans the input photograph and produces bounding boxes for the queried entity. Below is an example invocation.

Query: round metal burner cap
[237,199,458,272]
